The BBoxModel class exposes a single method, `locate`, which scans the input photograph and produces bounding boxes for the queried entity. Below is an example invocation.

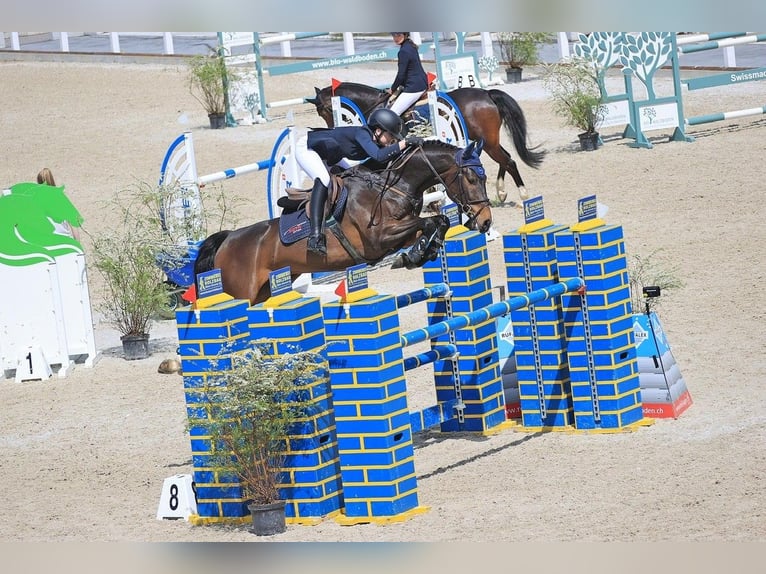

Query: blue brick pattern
[555,225,644,430]
[504,224,574,428]
[176,295,343,523]
[423,229,507,432]
[322,293,420,521]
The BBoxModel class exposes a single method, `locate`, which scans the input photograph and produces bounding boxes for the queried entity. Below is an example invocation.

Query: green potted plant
[541,56,607,151]
[85,181,184,360]
[196,343,327,535]
[188,49,232,129]
[495,32,552,83]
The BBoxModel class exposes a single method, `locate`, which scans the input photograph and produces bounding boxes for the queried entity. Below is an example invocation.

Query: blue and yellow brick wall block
[504,223,574,428]
[423,228,506,433]
[249,295,344,522]
[322,291,423,523]
[177,295,344,523]
[555,224,644,430]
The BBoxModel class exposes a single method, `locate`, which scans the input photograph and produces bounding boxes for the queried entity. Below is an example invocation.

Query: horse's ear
[305,95,318,105]
[314,86,321,96]
[475,138,484,156]
[463,140,477,159]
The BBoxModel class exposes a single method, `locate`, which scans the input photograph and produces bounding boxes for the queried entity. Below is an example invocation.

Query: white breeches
[389,91,424,116]
[295,135,330,186]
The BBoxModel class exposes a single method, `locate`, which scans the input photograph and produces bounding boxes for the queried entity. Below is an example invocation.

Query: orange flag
[181,283,197,303]
[331,77,342,96]
[334,279,347,299]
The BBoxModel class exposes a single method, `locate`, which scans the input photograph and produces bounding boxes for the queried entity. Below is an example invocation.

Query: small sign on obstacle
[156,473,198,521]
[335,264,377,304]
[269,266,293,297]
[442,203,461,228]
[194,268,233,309]
[346,263,368,293]
[523,195,545,224]
[577,195,598,222]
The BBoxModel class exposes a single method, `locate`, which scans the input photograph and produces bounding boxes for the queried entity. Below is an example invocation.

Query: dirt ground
[0,59,764,544]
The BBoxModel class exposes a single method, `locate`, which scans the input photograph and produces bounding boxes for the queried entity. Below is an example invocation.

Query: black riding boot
[307,178,328,256]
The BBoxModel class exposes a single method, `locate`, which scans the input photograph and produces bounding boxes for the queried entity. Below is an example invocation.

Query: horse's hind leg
[486,143,527,204]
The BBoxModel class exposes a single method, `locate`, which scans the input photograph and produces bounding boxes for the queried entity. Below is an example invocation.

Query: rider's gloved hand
[405,136,425,147]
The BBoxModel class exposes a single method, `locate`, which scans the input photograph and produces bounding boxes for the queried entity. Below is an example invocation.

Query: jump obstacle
[173,195,667,526]
[572,32,765,148]
[0,183,97,381]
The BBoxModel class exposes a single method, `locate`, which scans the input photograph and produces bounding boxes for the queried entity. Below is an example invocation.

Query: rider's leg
[389,91,424,116]
[294,136,331,256]
[307,178,329,255]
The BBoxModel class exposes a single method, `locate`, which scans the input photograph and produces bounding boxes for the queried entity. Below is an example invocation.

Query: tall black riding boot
[307,178,328,255]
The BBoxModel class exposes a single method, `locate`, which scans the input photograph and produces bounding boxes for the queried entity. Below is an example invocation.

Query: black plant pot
[505,67,523,83]
[208,112,226,129]
[121,333,149,360]
[578,131,600,152]
[248,500,286,536]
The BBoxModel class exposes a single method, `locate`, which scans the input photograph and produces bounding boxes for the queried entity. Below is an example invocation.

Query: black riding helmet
[367,108,405,140]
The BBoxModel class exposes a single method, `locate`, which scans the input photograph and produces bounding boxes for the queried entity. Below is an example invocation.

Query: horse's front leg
[391,215,449,270]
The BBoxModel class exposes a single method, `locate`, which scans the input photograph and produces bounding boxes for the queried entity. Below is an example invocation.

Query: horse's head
[307,86,334,127]
[447,139,492,234]
[308,83,390,128]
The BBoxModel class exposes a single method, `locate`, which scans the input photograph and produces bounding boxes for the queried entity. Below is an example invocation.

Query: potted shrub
[196,343,327,535]
[85,182,178,360]
[188,49,232,129]
[541,56,607,151]
[495,32,552,83]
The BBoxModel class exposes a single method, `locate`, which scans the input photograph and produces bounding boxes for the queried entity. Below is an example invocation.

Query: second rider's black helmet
[367,108,405,140]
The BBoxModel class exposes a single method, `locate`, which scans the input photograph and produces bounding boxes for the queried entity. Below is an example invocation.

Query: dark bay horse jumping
[194,140,492,304]
[306,82,546,203]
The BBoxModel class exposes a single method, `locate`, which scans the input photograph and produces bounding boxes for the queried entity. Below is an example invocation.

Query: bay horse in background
[194,140,491,304]
[306,81,546,204]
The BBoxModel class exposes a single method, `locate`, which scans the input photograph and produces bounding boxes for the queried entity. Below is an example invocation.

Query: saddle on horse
[276,173,344,216]
[276,174,348,246]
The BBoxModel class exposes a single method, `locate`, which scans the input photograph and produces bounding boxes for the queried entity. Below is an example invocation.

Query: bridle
[404,144,491,230]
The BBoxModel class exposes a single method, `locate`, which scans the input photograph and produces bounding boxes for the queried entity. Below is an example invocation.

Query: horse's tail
[193,230,231,277]
[487,89,546,169]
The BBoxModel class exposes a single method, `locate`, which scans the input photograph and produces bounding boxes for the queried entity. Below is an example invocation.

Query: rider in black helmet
[294,108,424,256]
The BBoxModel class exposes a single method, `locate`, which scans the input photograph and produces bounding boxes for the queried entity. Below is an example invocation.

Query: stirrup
[307,234,326,255]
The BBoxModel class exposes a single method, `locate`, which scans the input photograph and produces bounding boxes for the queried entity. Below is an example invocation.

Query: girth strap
[326,217,374,266]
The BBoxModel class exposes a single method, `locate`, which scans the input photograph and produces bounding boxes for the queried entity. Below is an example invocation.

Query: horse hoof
[496,190,507,203]
[518,187,529,201]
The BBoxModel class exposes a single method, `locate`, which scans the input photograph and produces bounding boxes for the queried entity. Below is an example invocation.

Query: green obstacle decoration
[0,182,83,266]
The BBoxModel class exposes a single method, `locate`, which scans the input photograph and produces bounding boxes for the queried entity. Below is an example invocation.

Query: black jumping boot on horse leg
[391,233,431,270]
[307,178,329,255]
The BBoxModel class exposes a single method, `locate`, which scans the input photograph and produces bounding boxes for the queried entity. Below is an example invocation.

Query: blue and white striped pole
[400,277,584,348]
